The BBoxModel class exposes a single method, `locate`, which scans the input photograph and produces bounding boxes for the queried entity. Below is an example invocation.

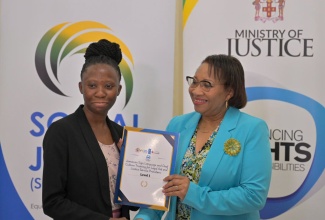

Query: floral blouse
[98,141,122,217]
[176,127,219,220]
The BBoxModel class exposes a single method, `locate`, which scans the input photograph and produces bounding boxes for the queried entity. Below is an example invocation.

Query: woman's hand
[162,174,190,201]
[116,138,123,150]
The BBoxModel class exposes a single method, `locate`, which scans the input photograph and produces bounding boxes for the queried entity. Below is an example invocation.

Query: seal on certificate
[141,181,148,187]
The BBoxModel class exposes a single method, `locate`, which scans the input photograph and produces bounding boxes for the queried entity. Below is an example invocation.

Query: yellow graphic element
[224,138,241,156]
[183,0,199,28]
[60,21,111,37]
[68,31,133,64]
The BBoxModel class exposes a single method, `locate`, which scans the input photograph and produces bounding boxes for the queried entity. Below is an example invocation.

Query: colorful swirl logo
[35,21,134,108]
[183,0,198,28]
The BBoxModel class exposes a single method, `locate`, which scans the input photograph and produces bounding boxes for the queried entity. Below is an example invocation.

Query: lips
[193,98,207,105]
[93,102,108,107]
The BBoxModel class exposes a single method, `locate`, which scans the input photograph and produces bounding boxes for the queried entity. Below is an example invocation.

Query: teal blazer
[134,107,272,220]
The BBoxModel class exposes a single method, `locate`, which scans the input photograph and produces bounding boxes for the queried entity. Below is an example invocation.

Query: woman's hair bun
[84,39,122,64]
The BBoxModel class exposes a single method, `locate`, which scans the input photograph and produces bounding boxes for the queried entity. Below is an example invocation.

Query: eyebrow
[193,78,214,83]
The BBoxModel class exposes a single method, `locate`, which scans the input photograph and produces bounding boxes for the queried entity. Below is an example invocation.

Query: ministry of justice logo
[252,0,286,23]
[35,21,134,108]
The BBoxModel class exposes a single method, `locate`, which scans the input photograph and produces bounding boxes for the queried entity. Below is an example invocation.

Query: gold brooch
[224,138,241,156]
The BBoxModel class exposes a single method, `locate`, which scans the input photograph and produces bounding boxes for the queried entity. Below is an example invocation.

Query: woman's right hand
[163,174,190,201]
[116,138,123,150]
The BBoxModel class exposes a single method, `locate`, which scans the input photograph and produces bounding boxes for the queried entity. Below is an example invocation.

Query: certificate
[114,126,179,211]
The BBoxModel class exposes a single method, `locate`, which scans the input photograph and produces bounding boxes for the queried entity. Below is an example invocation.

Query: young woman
[42,39,137,220]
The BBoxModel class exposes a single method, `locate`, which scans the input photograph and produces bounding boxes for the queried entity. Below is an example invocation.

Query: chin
[193,106,204,114]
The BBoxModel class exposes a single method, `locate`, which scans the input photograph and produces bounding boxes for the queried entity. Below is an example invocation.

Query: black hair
[80,39,122,81]
[202,54,247,109]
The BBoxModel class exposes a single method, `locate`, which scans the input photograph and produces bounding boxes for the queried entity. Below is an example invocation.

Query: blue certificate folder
[114,126,179,211]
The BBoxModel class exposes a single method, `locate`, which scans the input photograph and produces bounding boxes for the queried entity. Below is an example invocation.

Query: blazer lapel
[199,107,239,186]
[75,106,111,206]
[106,117,122,146]
[175,113,201,174]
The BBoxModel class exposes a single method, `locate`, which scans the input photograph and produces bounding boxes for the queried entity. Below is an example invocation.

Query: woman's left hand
[162,174,190,201]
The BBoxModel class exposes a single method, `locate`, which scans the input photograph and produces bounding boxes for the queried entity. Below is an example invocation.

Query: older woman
[135,54,272,220]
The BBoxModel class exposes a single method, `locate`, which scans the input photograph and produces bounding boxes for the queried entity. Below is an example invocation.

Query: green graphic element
[35,21,134,108]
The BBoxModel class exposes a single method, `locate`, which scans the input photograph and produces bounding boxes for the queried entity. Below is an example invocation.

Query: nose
[189,85,205,95]
[95,86,106,97]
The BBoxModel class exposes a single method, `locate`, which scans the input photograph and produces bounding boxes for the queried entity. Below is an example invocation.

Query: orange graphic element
[262,0,276,17]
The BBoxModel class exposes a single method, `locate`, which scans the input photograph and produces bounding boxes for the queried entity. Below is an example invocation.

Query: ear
[117,85,122,96]
[78,82,83,94]
[226,87,234,101]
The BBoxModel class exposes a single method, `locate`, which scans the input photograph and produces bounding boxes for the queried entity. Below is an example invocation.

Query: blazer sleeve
[134,208,164,220]
[182,119,272,215]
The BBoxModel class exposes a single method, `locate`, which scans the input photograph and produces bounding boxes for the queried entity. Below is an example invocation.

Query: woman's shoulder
[45,109,81,133]
[166,111,200,132]
[170,111,199,123]
[225,107,268,131]
[233,110,269,134]
[239,110,267,125]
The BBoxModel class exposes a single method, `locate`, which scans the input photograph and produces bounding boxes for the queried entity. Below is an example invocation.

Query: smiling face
[189,62,233,118]
[79,63,122,117]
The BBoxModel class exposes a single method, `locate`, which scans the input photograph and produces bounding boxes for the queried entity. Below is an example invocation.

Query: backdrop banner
[0,1,175,219]
[183,0,325,219]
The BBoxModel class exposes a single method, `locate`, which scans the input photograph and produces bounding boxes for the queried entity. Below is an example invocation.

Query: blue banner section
[247,87,325,219]
[0,144,33,219]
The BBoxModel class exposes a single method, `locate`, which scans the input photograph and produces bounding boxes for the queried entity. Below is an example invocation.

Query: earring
[226,100,228,109]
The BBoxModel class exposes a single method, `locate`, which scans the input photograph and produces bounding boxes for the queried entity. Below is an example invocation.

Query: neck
[201,109,226,124]
[83,107,107,127]
[197,109,227,132]
[198,118,223,133]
